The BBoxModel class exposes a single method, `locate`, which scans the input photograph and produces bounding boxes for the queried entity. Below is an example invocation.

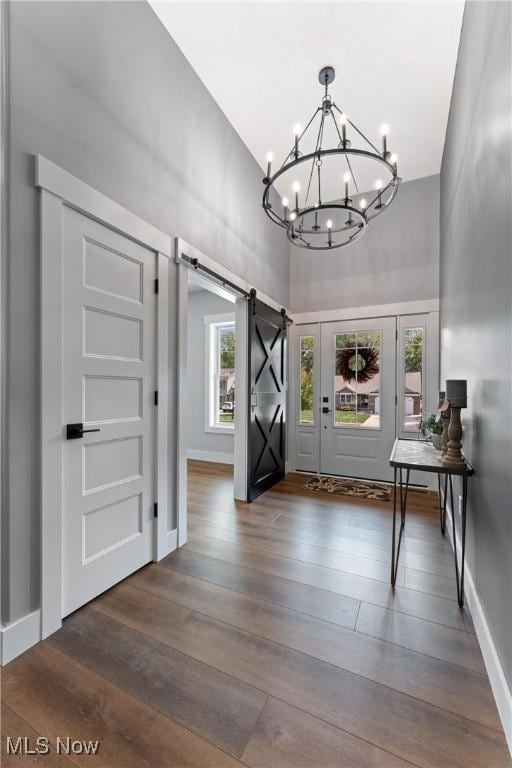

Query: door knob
[66,423,101,440]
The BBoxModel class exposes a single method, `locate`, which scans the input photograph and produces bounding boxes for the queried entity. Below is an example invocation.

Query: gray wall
[440,1,512,688]
[2,1,289,624]
[187,290,235,460]
[289,174,440,313]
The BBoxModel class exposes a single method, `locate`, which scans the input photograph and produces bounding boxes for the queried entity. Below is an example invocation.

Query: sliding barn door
[247,297,287,501]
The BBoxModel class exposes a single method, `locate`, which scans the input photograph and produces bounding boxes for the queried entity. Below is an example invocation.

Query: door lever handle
[322,407,332,414]
[66,423,101,440]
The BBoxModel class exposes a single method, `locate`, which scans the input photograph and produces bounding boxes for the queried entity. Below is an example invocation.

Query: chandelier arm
[304,155,316,208]
[329,110,359,194]
[330,109,344,145]
[327,110,359,193]
[305,110,326,207]
[332,103,381,155]
[366,178,401,222]
[279,108,321,171]
[345,154,360,195]
[366,178,394,210]
[318,111,326,152]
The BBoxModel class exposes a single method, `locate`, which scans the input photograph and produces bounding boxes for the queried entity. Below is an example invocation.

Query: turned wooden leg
[441,415,450,455]
[442,407,465,467]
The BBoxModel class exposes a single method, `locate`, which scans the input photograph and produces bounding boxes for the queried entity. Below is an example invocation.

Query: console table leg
[391,467,408,588]
[459,473,468,607]
[449,473,466,607]
[391,467,397,586]
[438,474,447,535]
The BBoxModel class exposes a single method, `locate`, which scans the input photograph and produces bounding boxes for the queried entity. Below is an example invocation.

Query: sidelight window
[299,335,314,424]
[402,327,424,432]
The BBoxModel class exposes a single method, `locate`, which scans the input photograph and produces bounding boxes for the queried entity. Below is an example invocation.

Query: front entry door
[247,298,287,501]
[62,207,156,617]
[320,317,396,482]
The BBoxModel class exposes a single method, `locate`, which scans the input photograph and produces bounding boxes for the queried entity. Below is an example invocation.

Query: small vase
[432,433,443,451]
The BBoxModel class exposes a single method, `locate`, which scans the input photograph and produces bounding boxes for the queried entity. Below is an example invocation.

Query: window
[402,326,424,432]
[299,335,314,424]
[334,330,381,428]
[206,315,236,431]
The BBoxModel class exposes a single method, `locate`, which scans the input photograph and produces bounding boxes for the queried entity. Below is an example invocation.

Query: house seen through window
[208,321,236,428]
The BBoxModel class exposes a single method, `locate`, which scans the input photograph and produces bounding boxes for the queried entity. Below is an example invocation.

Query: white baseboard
[187,449,234,465]
[444,504,512,755]
[0,610,41,665]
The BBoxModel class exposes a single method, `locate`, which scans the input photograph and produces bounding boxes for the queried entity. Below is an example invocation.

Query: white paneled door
[62,208,156,617]
[320,317,397,482]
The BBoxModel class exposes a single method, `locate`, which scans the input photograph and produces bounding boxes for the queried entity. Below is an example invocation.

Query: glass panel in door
[334,330,381,428]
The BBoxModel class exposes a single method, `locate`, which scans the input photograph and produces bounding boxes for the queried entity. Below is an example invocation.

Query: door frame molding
[291,298,439,326]
[36,155,173,639]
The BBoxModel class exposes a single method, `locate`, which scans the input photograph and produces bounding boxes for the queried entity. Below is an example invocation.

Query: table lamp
[442,380,467,467]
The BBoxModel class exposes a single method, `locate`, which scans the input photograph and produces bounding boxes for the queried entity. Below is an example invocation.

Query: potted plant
[421,414,443,450]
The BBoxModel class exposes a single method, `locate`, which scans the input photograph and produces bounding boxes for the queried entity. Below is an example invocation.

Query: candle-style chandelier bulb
[339,114,350,148]
[380,124,390,158]
[261,66,401,250]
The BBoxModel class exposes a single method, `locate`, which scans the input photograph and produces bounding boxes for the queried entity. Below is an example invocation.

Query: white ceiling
[151,1,463,197]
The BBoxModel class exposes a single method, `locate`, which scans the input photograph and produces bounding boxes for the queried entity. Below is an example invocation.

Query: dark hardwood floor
[2,460,510,767]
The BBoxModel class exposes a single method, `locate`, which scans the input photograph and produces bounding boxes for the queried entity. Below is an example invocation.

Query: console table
[389,438,474,607]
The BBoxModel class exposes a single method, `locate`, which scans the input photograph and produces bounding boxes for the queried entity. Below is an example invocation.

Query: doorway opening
[176,241,291,543]
[291,311,439,484]
[185,269,239,506]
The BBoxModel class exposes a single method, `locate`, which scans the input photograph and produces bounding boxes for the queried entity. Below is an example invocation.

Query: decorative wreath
[336,346,380,384]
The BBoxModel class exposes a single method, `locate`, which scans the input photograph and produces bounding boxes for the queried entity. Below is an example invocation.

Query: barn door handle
[66,423,101,440]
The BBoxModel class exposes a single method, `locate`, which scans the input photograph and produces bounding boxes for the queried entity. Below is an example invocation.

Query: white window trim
[203,312,236,434]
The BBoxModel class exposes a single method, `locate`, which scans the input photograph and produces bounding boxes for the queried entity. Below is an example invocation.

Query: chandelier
[262,67,401,250]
